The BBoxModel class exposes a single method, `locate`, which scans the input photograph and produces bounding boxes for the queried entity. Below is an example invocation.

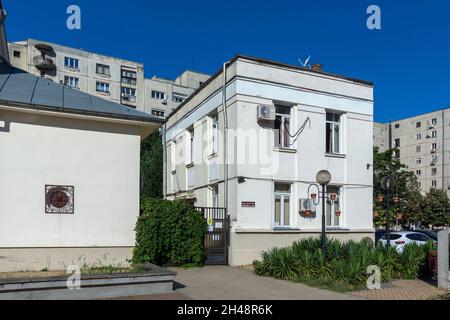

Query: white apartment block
[163,55,374,265]
[8,39,209,117]
[388,109,450,195]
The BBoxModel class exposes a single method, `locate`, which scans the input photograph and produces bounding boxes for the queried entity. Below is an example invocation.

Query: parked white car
[379,231,435,253]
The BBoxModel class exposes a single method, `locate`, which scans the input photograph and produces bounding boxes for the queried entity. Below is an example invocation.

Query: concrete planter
[0,263,176,300]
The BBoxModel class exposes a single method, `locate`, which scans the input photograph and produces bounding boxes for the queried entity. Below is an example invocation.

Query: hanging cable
[276,116,311,147]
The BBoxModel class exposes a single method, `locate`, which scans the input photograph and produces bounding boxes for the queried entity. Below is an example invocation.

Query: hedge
[132,198,207,266]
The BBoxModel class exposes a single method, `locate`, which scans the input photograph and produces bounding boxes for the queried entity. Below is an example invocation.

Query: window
[151,109,165,118]
[172,174,178,193]
[64,57,79,69]
[121,70,137,85]
[394,138,400,148]
[13,50,21,58]
[64,76,79,88]
[96,64,110,76]
[96,81,110,93]
[186,128,194,165]
[431,143,437,151]
[326,186,342,227]
[151,90,166,100]
[416,121,421,128]
[431,155,437,165]
[431,180,437,188]
[211,114,219,155]
[394,124,400,129]
[432,168,437,176]
[381,234,402,241]
[416,133,421,140]
[275,105,292,149]
[416,158,422,165]
[274,183,291,228]
[170,141,176,172]
[211,184,219,208]
[416,170,421,176]
[173,93,187,103]
[121,87,136,97]
[431,118,437,126]
[431,130,437,138]
[327,115,344,153]
[416,146,421,153]
[406,233,430,242]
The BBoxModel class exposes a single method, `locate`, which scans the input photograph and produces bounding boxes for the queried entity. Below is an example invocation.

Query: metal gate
[196,207,229,265]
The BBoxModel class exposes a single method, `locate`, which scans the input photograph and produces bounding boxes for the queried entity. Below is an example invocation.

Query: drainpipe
[162,122,167,199]
[222,61,230,212]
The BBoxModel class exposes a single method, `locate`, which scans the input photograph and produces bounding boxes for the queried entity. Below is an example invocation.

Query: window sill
[272,228,300,233]
[97,91,111,96]
[274,147,297,154]
[64,66,80,72]
[97,73,111,78]
[186,163,194,169]
[171,170,176,174]
[325,153,346,159]
[326,227,349,232]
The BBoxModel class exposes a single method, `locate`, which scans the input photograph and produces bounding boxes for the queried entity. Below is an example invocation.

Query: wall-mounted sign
[241,201,255,208]
[45,185,74,214]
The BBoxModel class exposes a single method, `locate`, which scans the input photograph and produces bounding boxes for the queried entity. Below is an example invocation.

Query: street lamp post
[307,170,333,258]
[379,176,396,247]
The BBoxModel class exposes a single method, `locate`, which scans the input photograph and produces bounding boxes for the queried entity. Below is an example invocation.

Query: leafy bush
[132,198,207,267]
[253,237,431,290]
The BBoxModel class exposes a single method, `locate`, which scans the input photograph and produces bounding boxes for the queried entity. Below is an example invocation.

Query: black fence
[195,207,229,265]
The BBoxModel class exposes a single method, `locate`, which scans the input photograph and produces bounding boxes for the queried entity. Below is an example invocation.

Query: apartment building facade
[8,39,209,117]
[389,109,450,195]
[373,122,390,152]
[163,55,374,265]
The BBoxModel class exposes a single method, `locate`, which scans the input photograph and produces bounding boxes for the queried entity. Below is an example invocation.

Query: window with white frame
[431,180,437,188]
[151,109,165,118]
[64,76,79,88]
[326,186,342,227]
[416,145,421,153]
[211,114,219,155]
[416,170,421,176]
[274,105,292,148]
[416,133,421,140]
[416,157,422,165]
[96,81,110,93]
[172,173,178,193]
[64,57,79,69]
[173,93,187,103]
[121,70,137,85]
[186,128,194,165]
[151,90,166,100]
[326,112,343,154]
[431,118,437,126]
[274,183,291,228]
[431,155,437,165]
[431,167,437,176]
[431,130,437,138]
[170,141,176,172]
[121,87,136,101]
[432,143,438,151]
[211,184,219,208]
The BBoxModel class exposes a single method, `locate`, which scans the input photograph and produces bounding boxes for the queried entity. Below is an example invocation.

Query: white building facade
[164,56,375,266]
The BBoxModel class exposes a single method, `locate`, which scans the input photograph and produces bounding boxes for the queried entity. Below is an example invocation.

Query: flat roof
[0,59,163,124]
[165,54,374,123]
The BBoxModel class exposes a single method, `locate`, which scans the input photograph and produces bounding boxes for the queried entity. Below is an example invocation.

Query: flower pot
[304,210,312,217]
[335,211,341,217]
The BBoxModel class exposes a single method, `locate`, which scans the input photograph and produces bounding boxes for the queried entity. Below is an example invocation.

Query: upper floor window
[96,63,110,76]
[431,143,438,151]
[416,121,421,128]
[186,128,194,165]
[151,90,166,100]
[64,57,79,69]
[416,157,422,165]
[326,112,342,154]
[416,170,421,176]
[431,167,437,176]
[121,70,137,85]
[64,76,79,88]
[274,105,292,149]
[121,87,136,103]
[13,51,21,58]
[431,130,437,139]
[96,81,110,93]
[274,183,291,228]
[431,180,437,188]
[431,118,437,126]
[416,145,421,153]
[173,93,186,103]
[394,138,400,148]
[394,124,400,129]
[211,114,219,155]
[416,133,421,140]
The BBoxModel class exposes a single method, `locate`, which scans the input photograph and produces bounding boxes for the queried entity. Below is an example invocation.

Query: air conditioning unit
[162,99,168,105]
[257,104,275,121]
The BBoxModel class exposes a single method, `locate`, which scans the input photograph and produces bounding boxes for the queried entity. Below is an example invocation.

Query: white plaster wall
[0,109,141,248]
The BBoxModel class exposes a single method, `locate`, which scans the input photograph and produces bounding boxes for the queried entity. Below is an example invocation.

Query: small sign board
[241,201,255,208]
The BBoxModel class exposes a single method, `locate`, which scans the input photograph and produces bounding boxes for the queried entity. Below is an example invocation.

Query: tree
[422,189,450,228]
[140,130,163,199]
[373,147,423,228]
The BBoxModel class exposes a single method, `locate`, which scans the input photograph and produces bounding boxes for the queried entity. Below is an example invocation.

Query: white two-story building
[163,55,374,266]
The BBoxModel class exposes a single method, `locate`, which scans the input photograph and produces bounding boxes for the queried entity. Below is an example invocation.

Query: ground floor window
[274,183,291,228]
[326,186,342,227]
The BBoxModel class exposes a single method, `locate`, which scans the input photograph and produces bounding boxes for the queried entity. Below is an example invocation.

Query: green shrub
[132,198,207,267]
[252,237,431,290]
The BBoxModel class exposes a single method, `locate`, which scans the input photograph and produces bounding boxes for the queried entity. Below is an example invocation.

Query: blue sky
[3,0,450,122]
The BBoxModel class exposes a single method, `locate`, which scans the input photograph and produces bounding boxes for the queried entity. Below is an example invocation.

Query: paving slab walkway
[168,266,360,300]
[350,279,447,300]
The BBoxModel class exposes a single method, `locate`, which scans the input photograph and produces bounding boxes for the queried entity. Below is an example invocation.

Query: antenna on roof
[298,55,311,69]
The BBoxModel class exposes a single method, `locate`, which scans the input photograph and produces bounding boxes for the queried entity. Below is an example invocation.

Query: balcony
[33,55,56,71]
